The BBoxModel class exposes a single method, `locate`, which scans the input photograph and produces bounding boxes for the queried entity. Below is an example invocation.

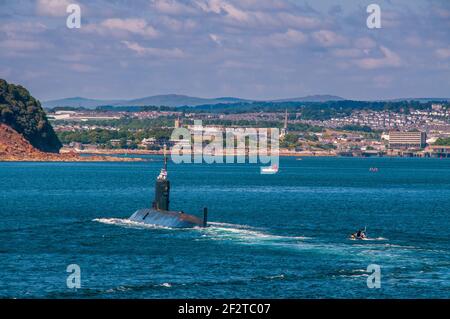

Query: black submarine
[129,146,208,228]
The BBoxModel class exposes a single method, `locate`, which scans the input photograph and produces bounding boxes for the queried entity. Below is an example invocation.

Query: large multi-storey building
[389,131,427,149]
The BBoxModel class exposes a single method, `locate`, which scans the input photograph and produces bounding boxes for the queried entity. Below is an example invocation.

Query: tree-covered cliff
[0,79,62,153]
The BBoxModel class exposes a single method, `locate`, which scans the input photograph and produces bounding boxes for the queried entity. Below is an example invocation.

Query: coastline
[64,148,336,157]
[66,148,447,158]
[0,152,144,162]
[4,149,442,161]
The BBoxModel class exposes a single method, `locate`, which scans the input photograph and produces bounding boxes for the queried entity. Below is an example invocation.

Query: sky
[0,0,449,101]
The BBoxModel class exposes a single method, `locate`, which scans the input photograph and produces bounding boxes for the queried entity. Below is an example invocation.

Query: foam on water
[348,237,388,241]
[93,218,175,230]
[203,222,310,245]
[93,217,432,265]
[93,218,310,247]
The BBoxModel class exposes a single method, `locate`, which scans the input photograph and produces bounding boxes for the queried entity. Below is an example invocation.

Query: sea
[0,157,449,298]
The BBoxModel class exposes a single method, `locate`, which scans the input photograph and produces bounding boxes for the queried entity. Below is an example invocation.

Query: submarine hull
[129,209,204,228]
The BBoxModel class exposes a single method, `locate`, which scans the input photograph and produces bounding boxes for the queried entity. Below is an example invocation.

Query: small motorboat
[349,227,368,240]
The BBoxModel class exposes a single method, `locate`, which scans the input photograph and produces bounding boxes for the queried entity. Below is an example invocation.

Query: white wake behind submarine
[128,146,208,228]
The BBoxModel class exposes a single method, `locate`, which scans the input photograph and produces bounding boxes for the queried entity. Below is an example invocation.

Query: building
[389,131,427,149]
[429,145,450,158]
[432,104,443,111]
[140,137,156,146]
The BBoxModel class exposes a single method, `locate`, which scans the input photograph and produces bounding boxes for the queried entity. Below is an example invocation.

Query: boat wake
[93,218,429,266]
[363,237,388,241]
[93,218,310,247]
[93,218,175,230]
[349,237,388,241]
[198,222,310,247]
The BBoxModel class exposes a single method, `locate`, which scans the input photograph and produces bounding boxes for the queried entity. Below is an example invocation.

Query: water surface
[0,157,449,298]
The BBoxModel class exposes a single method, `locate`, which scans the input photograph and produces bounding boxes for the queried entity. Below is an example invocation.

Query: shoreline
[63,148,336,157]
[2,149,444,162]
[63,148,440,159]
[0,153,144,162]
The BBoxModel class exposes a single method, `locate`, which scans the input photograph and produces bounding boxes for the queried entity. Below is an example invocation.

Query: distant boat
[296,158,303,161]
[260,165,279,174]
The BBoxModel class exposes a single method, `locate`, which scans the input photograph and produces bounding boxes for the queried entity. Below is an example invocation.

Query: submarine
[129,146,208,228]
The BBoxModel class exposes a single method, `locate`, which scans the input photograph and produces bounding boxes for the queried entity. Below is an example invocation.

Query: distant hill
[43,95,250,109]
[42,94,345,109]
[42,94,450,109]
[271,95,345,102]
[43,97,125,109]
[386,98,450,103]
[121,94,250,107]
[0,79,62,153]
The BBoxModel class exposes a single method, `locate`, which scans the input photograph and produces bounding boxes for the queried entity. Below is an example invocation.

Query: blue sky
[0,0,449,101]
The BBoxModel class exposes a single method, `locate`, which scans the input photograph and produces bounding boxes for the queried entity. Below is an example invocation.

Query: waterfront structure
[429,145,450,158]
[389,131,427,149]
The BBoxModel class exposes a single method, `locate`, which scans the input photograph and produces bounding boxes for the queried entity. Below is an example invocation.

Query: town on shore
[50,102,450,159]
[2,76,449,162]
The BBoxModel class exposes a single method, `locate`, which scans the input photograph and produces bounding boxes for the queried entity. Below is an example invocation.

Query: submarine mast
[129,143,209,228]
[153,144,170,211]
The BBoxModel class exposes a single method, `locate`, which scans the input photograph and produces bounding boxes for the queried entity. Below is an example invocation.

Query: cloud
[197,0,249,22]
[69,63,97,73]
[435,48,450,59]
[0,39,43,51]
[354,46,402,69]
[36,0,71,17]
[159,16,197,32]
[332,48,363,58]
[2,0,448,100]
[195,0,322,30]
[122,41,184,58]
[209,34,222,46]
[433,6,450,19]
[1,22,48,37]
[256,29,307,48]
[277,13,321,29]
[151,0,198,15]
[312,30,347,47]
[84,18,158,38]
[354,37,376,50]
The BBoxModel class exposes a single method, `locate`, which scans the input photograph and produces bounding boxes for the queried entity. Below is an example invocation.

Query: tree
[0,79,62,153]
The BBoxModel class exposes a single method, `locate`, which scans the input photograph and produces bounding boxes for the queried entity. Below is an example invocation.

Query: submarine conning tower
[129,144,208,228]
[153,144,170,211]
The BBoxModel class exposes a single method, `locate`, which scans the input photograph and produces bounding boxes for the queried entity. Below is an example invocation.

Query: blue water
[0,157,449,298]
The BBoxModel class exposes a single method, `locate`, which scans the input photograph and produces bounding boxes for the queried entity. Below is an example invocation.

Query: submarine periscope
[128,145,208,228]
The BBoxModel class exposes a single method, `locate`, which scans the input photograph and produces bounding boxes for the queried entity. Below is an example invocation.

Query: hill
[271,95,345,102]
[0,79,62,153]
[121,94,250,107]
[43,94,249,109]
[43,97,125,109]
[42,94,345,109]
